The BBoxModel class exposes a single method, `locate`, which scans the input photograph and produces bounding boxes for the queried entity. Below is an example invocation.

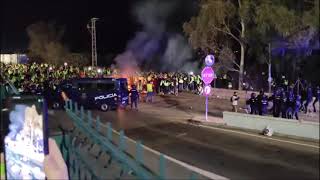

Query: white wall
[0,54,19,64]
[223,111,320,140]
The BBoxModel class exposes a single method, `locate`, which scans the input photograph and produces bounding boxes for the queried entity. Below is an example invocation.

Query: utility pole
[268,43,272,93]
[87,18,99,67]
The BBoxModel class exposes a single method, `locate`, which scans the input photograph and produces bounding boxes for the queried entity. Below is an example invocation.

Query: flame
[111,66,146,91]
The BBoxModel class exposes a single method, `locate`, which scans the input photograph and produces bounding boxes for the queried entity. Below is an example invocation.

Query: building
[0,54,28,64]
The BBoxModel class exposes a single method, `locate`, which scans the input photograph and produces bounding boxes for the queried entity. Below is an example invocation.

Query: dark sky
[1,0,197,54]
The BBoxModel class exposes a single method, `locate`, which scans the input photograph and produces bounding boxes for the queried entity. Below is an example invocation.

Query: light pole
[268,43,272,93]
[87,17,99,67]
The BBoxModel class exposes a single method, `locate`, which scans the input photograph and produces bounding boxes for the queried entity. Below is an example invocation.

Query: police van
[50,78,129,111]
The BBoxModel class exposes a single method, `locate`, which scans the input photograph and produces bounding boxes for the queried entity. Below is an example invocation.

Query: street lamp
[87,17,99,67]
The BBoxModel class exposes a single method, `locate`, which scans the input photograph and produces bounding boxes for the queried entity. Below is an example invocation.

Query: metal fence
[54,100,202,180]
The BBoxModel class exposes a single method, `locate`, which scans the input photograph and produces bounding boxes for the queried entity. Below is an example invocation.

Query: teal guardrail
[60,100,200,180]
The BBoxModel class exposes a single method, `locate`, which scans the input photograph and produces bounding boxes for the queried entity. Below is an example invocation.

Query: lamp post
[268,43,272,93]
[87,18,99,67]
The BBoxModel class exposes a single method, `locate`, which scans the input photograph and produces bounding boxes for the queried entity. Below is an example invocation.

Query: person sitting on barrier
[130,85,139,110]
[44,138,69,180]
[230,92,240,112]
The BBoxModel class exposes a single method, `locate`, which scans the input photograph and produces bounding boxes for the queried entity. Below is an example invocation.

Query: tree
[184,0,254,90]
[27,22,69,65]
[184,0,319,90]
[254,0,319,91]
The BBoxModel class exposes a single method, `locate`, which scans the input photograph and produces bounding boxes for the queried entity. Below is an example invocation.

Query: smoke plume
[114,0,197,74]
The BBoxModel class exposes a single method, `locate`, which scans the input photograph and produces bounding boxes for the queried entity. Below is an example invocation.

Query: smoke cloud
[114,0,197,74]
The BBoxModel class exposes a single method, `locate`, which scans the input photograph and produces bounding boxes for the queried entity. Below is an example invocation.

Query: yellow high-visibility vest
[147,83,153,92]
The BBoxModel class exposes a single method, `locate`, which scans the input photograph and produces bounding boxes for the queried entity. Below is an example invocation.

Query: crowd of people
[0,62,204,95]
[233,85,320,120]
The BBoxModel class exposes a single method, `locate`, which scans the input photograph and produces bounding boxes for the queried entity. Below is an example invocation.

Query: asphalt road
[48,94,319,180]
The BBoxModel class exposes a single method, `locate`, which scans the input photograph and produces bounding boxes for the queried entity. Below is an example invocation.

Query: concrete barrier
[212,88,270,100]
[223,111,320,140]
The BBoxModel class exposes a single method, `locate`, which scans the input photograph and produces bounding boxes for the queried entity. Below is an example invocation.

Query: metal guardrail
[60,100,200,180]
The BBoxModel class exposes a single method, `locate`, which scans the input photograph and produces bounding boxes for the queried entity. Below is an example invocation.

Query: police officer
[313,86,320,112]
[272,88,282,117]
[257,90,268,115]
[294,95,301,120]
[130,85,139,110]
[304,85,313,113]
[248,93,258,114]
[280,90,288,118]
[287,87,295,118]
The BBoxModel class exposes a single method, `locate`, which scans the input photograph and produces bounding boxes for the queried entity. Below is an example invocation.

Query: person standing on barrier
[313,86,320,112]
[130,85,139,110]
[231,92,240,112]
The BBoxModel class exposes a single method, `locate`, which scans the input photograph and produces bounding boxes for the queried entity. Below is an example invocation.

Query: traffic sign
[203,85,211,96]
[205,55,215,66]
[201,67,215,84]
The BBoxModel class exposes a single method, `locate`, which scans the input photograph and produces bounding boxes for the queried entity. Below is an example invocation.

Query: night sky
[1,0,197,54]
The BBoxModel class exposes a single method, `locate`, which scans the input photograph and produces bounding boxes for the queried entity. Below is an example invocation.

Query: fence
[55,100,206,180]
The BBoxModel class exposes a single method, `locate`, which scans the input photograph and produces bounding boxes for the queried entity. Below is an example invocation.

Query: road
[49,93,319,180]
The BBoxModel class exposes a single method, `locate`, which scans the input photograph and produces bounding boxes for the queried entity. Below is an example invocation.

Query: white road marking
[187,123,320,149]
[99,122,228,180]
[176,132,187,137]
[127,135,229,180]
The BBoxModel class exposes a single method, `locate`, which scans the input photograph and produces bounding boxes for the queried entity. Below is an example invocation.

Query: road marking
[189,123,320,149]
[99,122,228,180]
[127,136,229,180]
[176,132,187,137]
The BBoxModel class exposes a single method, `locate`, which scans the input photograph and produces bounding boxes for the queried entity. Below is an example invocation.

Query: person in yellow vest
[146,81,154,103]
[178,77,184,92]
